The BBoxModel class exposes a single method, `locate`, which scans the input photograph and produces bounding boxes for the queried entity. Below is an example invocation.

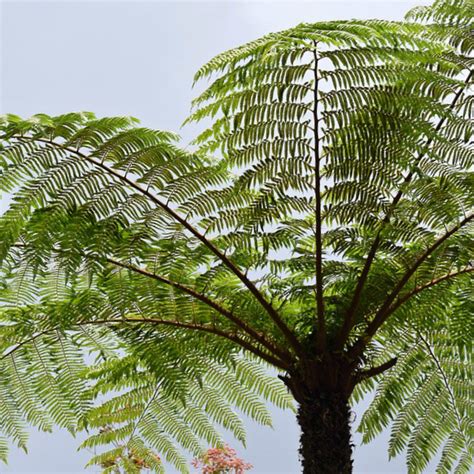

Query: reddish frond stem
[312,44,326,351]
[349,214,473,358]
[356,357,398,382]
[107,257,292,364]
[383,266,474,318]
[2,318,290,370]
[335,70,473,350]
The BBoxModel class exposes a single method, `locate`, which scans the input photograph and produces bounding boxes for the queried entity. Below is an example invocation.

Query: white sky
[1,1,436,473]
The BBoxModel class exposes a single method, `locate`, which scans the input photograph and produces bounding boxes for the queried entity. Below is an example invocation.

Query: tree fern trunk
[297,392,354,474]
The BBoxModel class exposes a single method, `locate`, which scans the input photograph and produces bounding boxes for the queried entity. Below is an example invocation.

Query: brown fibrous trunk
[297,392,353,473]
[282,357,356,473]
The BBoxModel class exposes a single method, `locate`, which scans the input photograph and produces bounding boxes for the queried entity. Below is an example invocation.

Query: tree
[0,0,472,472]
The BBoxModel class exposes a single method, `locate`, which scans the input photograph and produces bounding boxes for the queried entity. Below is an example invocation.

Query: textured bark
[280,356,356,473]
[297,392,353,474]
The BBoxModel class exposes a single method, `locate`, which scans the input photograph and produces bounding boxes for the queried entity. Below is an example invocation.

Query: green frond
[358,327,473,474]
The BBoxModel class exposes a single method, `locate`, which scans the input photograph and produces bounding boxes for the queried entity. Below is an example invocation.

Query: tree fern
[0,0,472,472]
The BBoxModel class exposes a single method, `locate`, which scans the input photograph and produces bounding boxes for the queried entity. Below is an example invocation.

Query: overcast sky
[1,1,435,473]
